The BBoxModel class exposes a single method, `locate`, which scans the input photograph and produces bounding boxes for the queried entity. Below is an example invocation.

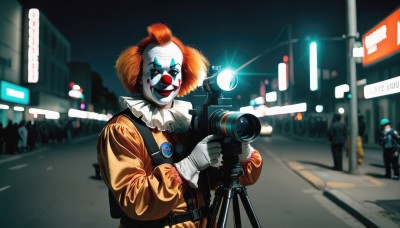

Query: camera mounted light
[203,68,238,92]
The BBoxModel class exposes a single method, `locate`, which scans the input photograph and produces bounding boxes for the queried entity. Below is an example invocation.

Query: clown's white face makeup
[141,42,183,108]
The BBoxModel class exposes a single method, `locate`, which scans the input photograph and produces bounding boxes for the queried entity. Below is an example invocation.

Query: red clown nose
[161,74,172,85]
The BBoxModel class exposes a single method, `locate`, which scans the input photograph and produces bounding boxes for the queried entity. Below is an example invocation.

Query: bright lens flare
[216,69,237,91]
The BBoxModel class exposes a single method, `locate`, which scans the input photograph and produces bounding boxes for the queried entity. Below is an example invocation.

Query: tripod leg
[238,187,261,228]
[207,187,224,228]
[232,193,242,228]
[217,188,234,228]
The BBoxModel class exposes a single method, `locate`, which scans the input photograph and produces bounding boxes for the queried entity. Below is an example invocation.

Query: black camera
[190,66,261,143]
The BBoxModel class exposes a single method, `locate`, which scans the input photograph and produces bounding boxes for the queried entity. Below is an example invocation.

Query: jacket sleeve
[239,148,263,185]
[392,130,400,144]
[97,116,186,221]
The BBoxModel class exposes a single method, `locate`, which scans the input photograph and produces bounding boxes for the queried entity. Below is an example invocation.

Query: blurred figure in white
[17,120,28,153]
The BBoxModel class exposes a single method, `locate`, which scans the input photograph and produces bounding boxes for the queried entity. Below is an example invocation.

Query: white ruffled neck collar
[119,95,193,133]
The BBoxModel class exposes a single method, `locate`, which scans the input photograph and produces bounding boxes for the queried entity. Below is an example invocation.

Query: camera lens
[210,110,261,142]
[236,116,257,139]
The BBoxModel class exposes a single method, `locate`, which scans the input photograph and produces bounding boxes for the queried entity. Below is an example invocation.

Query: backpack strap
[121,108,173,167]
[107,108,171,219]
[121,109,195,209]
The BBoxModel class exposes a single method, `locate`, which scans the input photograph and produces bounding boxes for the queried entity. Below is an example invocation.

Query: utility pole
[288,24,294,135]
[346,0,358,174]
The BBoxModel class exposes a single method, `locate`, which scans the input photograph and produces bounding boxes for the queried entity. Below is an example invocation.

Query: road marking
[0,185,11,192]
[0,155,22,164]
[8,163,28,170]
[298,170,326,190]
[287,161,304,171]
[0,147,49,164]
[282,159,327,190]
[361,175,384,186]
[326,181,356,188]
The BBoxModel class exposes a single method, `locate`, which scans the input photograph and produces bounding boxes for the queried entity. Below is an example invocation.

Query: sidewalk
[287,158,400,227]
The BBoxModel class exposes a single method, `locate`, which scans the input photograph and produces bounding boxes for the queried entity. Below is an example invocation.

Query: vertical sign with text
[28,9,40,83]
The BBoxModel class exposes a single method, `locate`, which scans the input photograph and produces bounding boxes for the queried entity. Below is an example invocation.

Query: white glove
[175,134,222,188]
[239,143,254,162]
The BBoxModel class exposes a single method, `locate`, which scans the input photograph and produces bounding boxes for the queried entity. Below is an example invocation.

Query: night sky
[17,0,400,98]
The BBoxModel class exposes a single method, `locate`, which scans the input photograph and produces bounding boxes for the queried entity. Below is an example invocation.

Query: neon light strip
[278,63,287,91]
[265,102,307,116]
[68,109,110,121]
[309,42,318,91]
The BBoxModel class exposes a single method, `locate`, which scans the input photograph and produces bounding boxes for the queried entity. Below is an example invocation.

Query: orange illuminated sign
[362,7,400,66]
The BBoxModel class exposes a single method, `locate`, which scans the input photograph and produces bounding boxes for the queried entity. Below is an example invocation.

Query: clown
[141,42,183,107]
[97,23,263,228]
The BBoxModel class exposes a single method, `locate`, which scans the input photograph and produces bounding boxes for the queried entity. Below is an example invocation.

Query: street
[0,134,379,227]
[0,136,119,228]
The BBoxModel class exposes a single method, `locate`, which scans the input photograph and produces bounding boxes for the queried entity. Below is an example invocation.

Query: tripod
[207,139,261,228]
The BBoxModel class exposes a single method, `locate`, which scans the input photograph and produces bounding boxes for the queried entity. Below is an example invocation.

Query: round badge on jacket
[160,142,174,158]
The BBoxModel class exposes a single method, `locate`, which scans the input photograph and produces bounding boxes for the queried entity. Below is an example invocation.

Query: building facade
[0,0,29,126]
[22,7,72,119]
[0,0,74,126]
[68,62,92,111]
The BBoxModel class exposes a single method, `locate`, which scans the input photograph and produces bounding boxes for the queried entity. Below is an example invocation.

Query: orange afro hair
[115,23,209,97]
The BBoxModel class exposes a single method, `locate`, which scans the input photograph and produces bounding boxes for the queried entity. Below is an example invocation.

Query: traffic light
[344,91,352,100]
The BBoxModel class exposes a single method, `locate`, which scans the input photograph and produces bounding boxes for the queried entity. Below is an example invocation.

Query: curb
[323,189,399,228]
[286,161,399,228]
[323,189,379,228]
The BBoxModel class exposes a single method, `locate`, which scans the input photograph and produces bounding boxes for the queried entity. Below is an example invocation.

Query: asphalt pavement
[286,142,400,228]
[1,134,400,227]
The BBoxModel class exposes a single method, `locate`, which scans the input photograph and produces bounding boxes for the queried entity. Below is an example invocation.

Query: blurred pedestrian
[17,120,28,153]
[346,114,366,165]
[378,119,399,180]
[0,123,4,155]
[72,118,80,138]
[5,120,16,154]
[357,115,366,165]
[12,123,19,153]
[26,121,35,151]
[328,114,347,171]
[66,119,73,141]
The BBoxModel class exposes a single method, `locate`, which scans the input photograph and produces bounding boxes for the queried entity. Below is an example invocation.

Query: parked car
[259,118,273,136]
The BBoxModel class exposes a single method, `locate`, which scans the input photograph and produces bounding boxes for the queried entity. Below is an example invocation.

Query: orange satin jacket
[97,114,263,227]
